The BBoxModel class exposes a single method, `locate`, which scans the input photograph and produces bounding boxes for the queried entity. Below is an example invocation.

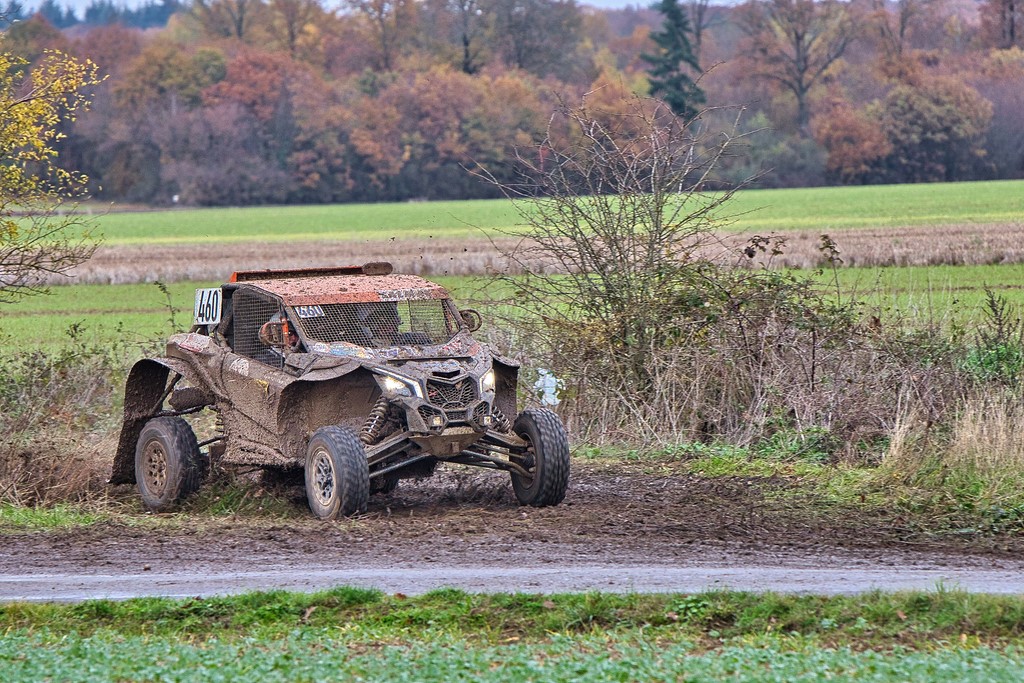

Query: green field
[730,179,1024,232]
[80,179,1024,245]
[827,263,1024,324]
[1,277,479,351]
[3,587,1024,682]
[0,281,215,352]
[6,265,1024,352]
[6,179,1023,349]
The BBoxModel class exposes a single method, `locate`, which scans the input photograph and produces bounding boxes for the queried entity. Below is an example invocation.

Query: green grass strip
[6,586,1024,681]
[5,587,1024,646]
[81,179,1024,245]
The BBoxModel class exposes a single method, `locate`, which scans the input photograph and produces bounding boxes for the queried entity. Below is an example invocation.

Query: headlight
[382,375,414,397]
[480,369,496,392]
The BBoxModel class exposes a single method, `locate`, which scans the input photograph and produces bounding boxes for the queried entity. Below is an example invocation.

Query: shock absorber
[360,397,390,444]
[491,406,512,433]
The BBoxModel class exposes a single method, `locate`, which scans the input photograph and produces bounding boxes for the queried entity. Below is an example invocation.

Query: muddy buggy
[111,263,570,519]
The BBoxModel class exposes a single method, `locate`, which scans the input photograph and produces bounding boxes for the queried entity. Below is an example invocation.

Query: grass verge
[0,504,108,530]
[2,588,1024,682]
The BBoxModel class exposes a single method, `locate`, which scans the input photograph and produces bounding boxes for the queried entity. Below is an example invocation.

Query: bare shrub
[476,94,984,457]
[0,335,128,505]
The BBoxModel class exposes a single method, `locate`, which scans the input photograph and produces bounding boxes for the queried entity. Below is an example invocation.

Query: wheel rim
[517,434,537,486]
[310,447,337,507]
[141,439,168,495]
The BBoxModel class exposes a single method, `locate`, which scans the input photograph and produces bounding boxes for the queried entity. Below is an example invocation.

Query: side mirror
[460,309,482,332]
[259,320,288,347]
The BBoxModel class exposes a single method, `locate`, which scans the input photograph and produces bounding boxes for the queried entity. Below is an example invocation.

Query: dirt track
[3,463,1024,601]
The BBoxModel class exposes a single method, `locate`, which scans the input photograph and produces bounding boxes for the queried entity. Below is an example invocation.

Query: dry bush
[542,274,970,455]
[877,392,1024,524]
[472,93,1021,462]
[0,433,117,507]
[0,340,127,505]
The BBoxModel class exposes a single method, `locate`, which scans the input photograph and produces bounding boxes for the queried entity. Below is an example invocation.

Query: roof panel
[238,273,450,306]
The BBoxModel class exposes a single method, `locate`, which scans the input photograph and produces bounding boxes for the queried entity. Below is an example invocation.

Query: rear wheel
[305,426,370,519]
[135,416,202,512]
[510,408,570,507]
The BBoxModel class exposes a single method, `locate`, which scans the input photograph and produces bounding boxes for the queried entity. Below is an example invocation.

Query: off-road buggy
[111,263,570,519]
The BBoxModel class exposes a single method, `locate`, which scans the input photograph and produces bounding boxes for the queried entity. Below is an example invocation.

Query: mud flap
[492,357,519,425]
[109,358,189,485]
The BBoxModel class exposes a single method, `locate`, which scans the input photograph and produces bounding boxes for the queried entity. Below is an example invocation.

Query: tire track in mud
[3,466,1024,601]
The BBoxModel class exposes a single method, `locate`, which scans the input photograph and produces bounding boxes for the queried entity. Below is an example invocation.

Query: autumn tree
[687,0,722,65]
[347,0,420,71]
[425,0,489,74]
[73,23,143,78]
[642,0,705,120]
[266,0,321,58]
[0,50,103,301]
[348,66,547,199]
[115,41,226,116]
[867,0,939,60]
[868,77,993,182]
[974,48,1024,179]
[491,0,588,80]
[192,0,267,42]
[2,13,70,64]
[980,0,1023,49]
[812,93,891,183]
[287,74,359,203]
[739,0,857,133]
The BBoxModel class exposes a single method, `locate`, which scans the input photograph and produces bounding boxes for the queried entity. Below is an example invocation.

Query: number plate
[441,426,476,436]
[295,305,325,319]
[194,288,222,325]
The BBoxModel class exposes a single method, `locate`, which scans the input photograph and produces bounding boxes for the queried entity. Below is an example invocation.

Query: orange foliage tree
[812,93,891,183]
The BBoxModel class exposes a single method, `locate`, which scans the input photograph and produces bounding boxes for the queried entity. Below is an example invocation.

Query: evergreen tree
[36,0,78,28]
[642,0,705,120]
[0,1,27,28]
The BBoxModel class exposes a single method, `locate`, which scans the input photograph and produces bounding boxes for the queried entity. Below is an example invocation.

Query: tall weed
[0,326,137,505]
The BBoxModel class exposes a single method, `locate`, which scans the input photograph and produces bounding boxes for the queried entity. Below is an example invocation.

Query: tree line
[1,0,1022,206]
[1,0,183,29]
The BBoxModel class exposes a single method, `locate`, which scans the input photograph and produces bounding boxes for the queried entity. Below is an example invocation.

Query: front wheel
[305,426,370,519]
[510,408,570,507]
[135,416,202,512]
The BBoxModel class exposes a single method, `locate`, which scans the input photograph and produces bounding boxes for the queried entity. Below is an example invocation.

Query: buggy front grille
[426,377,476,416]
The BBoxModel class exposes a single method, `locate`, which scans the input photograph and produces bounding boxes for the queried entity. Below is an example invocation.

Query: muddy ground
[3,461,1024,599]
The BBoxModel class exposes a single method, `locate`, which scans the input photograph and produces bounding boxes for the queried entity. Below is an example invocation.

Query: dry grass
[38,221,1024,285]
[52,237,528,285]
[0,344,125,506]
[744,223,1024,269]
[0,433,116,506]
[946,397,1024,475]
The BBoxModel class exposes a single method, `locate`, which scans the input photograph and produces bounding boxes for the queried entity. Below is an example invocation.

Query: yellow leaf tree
[0,49,103,302]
